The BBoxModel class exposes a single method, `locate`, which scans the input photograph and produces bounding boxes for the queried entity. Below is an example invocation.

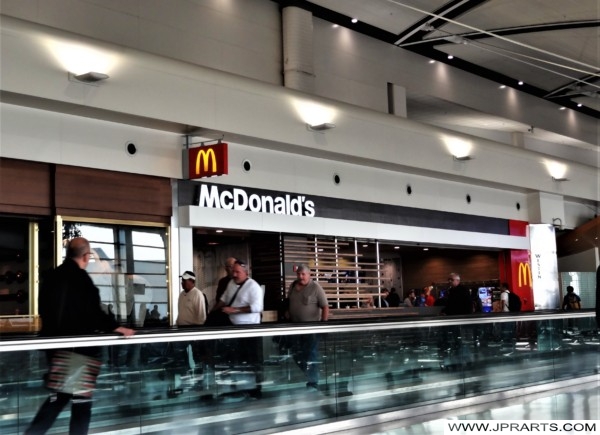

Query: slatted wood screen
[283,236,385,308]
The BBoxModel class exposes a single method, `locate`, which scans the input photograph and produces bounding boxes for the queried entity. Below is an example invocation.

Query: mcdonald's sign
[518,262,532,287]
[188,143,228,179]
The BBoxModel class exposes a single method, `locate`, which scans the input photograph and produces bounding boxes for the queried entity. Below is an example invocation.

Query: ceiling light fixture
[577,103,583,107]
[351,18,358,23]
[499,85,506,89]
[559,107,566,110]
[429,59,435,64]
[447,55,454,60]
[69,71,109,84]
[518,80,524,85]
[307,122,336,132]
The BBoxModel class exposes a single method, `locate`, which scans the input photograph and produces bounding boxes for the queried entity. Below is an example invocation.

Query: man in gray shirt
[287,265,329,390]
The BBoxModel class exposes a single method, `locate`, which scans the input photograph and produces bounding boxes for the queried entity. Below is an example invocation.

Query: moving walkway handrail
[0,310,594,352]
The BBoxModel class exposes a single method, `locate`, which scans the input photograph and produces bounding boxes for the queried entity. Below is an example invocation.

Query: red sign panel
[188,143,228,179]
[507,250,534,311]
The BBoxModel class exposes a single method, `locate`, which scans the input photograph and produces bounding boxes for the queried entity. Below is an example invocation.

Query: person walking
[286,265,329,390]
[26,237,134,435]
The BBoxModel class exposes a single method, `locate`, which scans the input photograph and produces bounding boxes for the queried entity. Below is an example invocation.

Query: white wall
[0,14,597,227]
[1,1,597,148]
[0,103,182,177]
[0,0,282,85]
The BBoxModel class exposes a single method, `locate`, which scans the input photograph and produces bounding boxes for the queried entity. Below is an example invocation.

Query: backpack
[567,293,581,310]
[508,291,521,312]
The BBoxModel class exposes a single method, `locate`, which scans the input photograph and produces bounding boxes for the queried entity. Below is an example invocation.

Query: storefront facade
[176,176,533,318]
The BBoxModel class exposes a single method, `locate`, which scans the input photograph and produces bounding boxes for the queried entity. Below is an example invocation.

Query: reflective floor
[359,382,600,435]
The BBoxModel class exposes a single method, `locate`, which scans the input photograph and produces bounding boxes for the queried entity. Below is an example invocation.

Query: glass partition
[1,312,597,434]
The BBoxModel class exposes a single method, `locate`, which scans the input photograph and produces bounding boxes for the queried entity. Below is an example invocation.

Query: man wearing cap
[177,271,208,326]
[170,271,208,393]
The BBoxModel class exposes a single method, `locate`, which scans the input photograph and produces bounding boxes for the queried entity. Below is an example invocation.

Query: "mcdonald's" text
[197,184,316,217]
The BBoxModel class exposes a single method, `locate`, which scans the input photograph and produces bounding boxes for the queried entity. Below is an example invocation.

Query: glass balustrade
[1,312,598,434]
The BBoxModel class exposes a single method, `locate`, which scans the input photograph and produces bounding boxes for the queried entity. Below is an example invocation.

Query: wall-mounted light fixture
[69,71,109,84]
[453,155,473,162]
[544,160,568,182]
[443,135,473,162]
[307,122,336,132]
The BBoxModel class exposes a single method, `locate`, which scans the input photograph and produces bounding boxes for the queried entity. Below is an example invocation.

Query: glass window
[63,221,169,327]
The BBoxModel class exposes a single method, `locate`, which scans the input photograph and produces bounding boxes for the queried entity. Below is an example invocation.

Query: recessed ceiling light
[332,24,339,28]
[394,246,400,249]
[362,244,368,247]
[577,103,583,107]
[351,18,358,23]
[423,248,429,251]
[447,55,454,59]
[499,85,506,89]
[429,59,435,64]
[215,229,223,233]
[518,80,524,85]
[559,107,566,110]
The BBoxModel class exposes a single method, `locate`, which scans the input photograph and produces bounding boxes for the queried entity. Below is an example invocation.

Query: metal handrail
[0,310,594,352]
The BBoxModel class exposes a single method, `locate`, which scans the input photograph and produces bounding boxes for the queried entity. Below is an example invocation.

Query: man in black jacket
[442,273,472,315]
[26,237,134,435]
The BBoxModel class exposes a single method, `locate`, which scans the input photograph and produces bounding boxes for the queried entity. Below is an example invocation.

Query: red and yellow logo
[518,262,532,287]
[188,143,228,179]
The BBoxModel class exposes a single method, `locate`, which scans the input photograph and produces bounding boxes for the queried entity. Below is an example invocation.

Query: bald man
[27,237,134,435]
[215,257,237,305]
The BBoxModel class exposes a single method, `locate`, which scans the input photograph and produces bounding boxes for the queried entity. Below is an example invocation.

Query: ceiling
[271,0,599,252]
[274,0,600,154]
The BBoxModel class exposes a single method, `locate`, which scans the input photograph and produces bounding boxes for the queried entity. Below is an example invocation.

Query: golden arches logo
[195,148,217,175]
[518,262,532,287]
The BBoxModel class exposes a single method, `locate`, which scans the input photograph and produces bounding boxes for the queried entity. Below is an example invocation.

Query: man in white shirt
[173,271,208,389]
[500,283,510,313]
[215,261,263,325]
[176,271,208,326]
[211,260,264,397]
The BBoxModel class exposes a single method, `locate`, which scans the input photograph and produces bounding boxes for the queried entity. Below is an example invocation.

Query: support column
[511,131,525,148]
[527,192,565,228]
[282,6,315,94]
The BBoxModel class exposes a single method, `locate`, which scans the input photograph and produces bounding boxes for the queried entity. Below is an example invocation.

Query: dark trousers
[25,392,92,435]
[293,334,320,385]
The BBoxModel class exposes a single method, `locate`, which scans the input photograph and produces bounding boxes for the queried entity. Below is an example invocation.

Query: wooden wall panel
[55,166,172,223]
[0,158,52,215]
[402,252,499,291]
[556,216,600,257]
